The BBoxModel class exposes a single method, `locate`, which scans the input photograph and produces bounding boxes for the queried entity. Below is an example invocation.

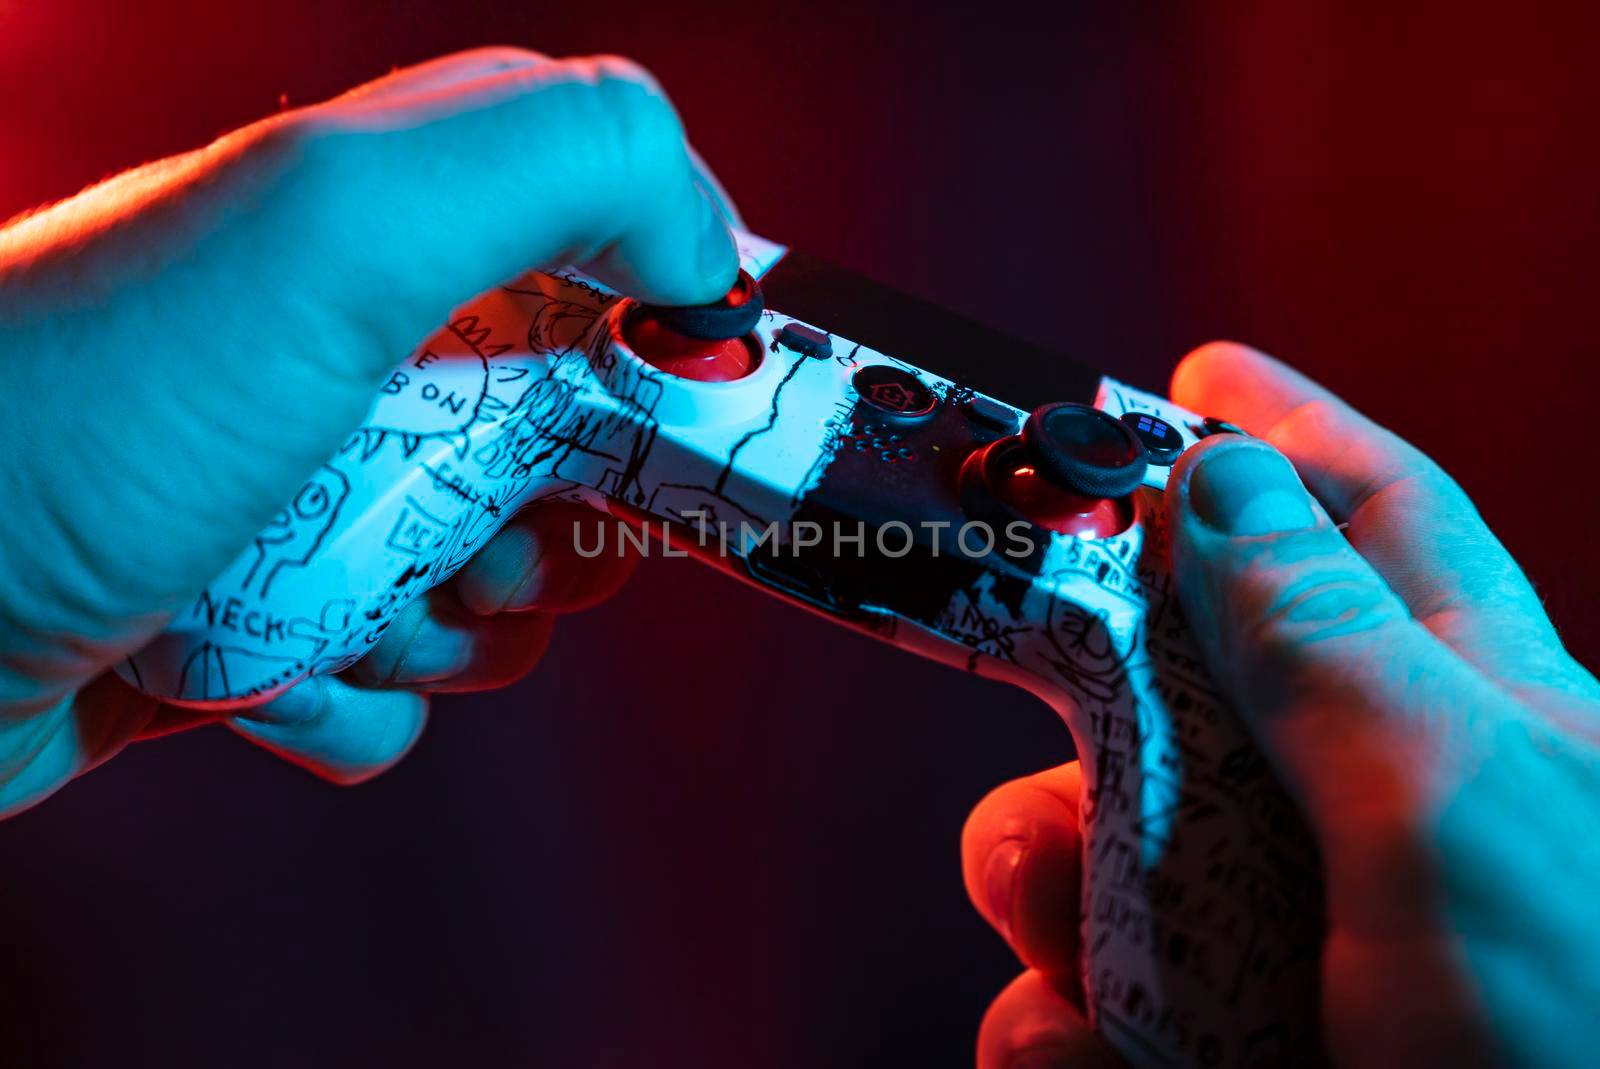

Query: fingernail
[983,835,1029,943]
[459,522,545,615]
[697,199,738,294]
[386,613,472,682]
[353,606,472,686]
[501,561,579,612]
[1189,444,1318,535]
[239,678,327,726]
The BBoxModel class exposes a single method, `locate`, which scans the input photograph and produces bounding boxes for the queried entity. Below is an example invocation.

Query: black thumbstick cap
[640,269,765,340]
[1021,403,1149,498]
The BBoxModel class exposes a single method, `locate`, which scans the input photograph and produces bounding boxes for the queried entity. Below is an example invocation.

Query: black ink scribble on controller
[349,314,525,463]
[241,464,350,598]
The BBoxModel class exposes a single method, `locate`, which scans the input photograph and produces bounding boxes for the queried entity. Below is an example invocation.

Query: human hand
[961,343,1600,1067]
[0,48,740,815]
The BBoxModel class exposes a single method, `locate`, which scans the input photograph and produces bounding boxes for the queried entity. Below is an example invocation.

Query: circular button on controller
[1119,410,1185,465]
[852,365,936,418]
[1023,403,1149,498]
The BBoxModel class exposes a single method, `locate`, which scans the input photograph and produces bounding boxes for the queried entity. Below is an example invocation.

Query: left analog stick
[623,270,764,382]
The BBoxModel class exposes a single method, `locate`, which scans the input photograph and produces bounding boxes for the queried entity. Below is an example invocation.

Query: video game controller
[118,232,1323,1068]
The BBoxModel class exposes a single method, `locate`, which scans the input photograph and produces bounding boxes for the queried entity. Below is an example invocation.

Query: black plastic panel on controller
[741,377,1046,627]
[758,250,1104,409]
[737,251,1116,626]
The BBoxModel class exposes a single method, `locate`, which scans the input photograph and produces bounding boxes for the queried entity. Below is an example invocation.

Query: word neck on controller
[124,232,1326,1069]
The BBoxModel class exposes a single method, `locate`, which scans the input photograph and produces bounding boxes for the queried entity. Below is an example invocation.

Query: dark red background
[2,3,1596,1066]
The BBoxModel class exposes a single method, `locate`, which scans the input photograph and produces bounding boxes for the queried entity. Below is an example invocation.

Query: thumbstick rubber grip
[641,270,765,340]
[1022,402,1149,499]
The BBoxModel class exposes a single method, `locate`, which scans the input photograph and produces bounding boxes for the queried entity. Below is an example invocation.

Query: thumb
[1166,436,1510,843]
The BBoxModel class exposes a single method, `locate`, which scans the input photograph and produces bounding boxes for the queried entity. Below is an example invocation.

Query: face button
[777,322,833,359]
[852,364,936,418]
[1119,411,1185,465]
[1199,415,1250,438]
[963,394,1020,433]
[1022,403,1148,498]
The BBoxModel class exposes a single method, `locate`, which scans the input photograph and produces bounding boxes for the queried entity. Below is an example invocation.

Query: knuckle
[497,56,681,195]
[451,44,547,71]
[1401,457,1472,514]
[1225,536,1407,669]
[1361,445,1479,532]
[582,53,667,97]
[1271,396,1471,517]
[238,109,352,183]
[1266,396,1349,445]
[260,106,338,149]
[571,55,684,168]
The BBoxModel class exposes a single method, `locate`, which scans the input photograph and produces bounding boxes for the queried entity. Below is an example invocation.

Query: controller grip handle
[117,371,556,708]
[990,524,1326,1067]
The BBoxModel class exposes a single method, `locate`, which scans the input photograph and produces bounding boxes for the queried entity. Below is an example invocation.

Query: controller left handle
[117,269,765,707]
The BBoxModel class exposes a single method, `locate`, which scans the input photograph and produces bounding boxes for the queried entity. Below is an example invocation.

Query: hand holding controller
[119,232,1326,1066]
[6,47,1597,1069]
[0,48,750,789]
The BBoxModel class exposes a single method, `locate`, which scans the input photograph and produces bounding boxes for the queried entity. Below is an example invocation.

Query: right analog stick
[1021,402,1149,498]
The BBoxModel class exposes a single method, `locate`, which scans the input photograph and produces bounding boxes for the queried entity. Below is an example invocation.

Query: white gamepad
[120,231,1323,1068]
